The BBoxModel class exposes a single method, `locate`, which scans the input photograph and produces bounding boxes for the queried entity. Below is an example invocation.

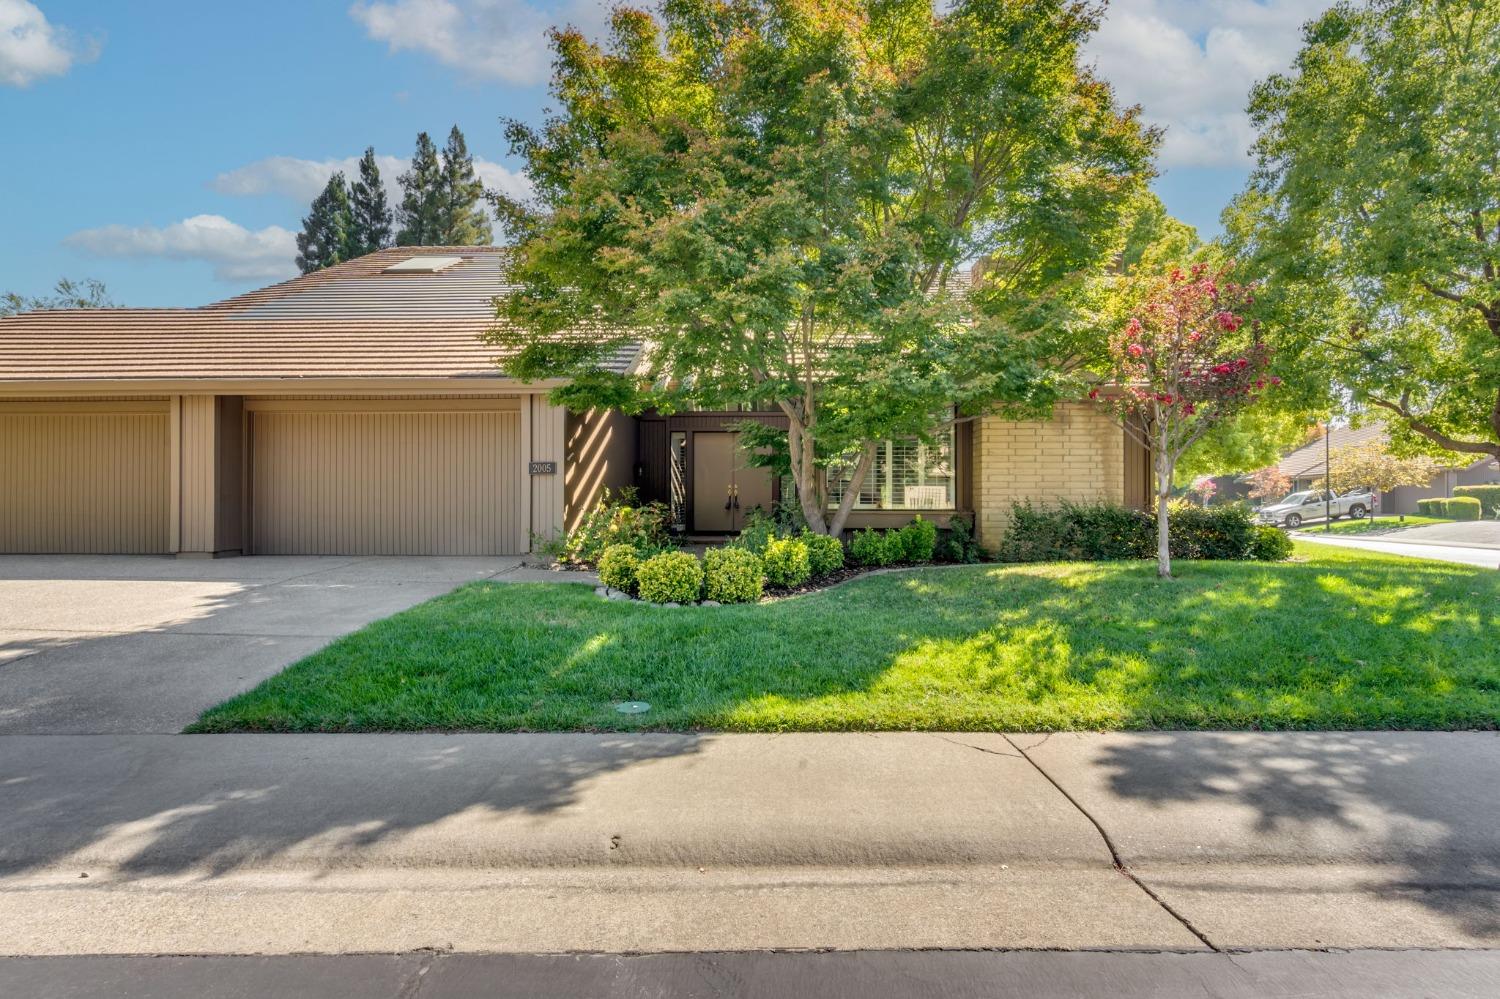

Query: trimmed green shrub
[996,501,1267,562]
[1446,496,1483,520]
[635,551,703,604]
[1248,525,1294,561]
[704,547,764,604]
[597,544,641,594]
[1168,503,1258,560]
[798,530,845,578]
[898,516,938,563]
[1454,485,1500,518]
[936,518,983,564]
[995,502,1154,562]
[1417,495,1484,520]
[762,537,812,588]
[849,527,895,567]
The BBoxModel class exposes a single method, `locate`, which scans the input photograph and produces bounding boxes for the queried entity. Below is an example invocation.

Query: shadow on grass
[190,550,1500,733]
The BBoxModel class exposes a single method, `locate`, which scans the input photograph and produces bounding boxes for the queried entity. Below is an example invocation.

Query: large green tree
[436,126,493,246]
[396,132,445,246]
[1234,0,1500,462]
[349,147,393,256]
[397,127,493,246]
[295,172,355,274]
[489,0,1156,534]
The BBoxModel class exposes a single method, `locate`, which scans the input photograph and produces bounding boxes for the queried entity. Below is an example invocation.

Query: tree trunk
[827,443,878,537]
[1155,427,1173,579]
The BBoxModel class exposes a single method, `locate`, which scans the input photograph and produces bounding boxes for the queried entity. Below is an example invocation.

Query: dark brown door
[692,432,774,533]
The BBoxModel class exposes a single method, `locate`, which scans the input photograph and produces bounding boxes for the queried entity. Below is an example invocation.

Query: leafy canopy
[489,0,1156,532]
[1232,0,1500,460]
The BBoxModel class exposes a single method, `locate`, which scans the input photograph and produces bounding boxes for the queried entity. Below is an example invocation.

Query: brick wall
[972,403,1125,547]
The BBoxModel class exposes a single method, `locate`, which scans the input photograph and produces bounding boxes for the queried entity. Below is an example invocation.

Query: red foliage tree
[1092,263,1276,576]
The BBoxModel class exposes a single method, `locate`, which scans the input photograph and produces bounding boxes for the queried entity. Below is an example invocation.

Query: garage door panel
[0,408,170,554]
[250,410,522,555]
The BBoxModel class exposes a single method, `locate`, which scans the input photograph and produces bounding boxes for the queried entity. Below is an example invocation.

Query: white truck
[1256,488,1375,529]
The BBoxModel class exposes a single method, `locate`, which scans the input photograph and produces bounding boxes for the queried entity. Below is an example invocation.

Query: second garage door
[249,402,524,555]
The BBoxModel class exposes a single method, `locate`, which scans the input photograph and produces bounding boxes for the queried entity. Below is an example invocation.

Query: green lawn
[190,543,1500,734]
[1300,515,1453,536]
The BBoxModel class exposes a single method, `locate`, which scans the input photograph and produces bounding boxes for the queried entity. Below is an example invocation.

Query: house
[1272,423,1499,515]
[0,247,1149,557]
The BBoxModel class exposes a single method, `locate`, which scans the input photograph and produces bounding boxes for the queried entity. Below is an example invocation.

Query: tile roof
[0,247,639,384]
[1273,424,1388,479]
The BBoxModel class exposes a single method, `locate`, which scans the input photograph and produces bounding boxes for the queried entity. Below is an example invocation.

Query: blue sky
[1,0,1330,307]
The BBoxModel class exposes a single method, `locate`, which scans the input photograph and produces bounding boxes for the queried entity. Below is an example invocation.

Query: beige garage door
[0,401,170,554]
[249,402,525,555]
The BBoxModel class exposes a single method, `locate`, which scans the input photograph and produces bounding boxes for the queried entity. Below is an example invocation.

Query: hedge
[703,547,764,604]
[1454,484,1500,518]
[996,501,1287,563]
[636,551,704,603]
[1417,496,1483,520]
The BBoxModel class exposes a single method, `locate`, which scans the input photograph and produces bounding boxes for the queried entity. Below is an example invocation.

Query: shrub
[703,546,764,603]
[1168,503,1257,560]
[734,508,779,555]
[898,516,938,563]
[597,544,641,594]
[996,501,1266,562]
[936,518,983,564]
[1453,485,1500,518]
[1417,495,1484,520]
[635,551,703,604]
[1248,525,1294,561]
[799,530,845,578]
[762,537,812,588]
[1446,496,1483,521]
[555,488,673,565]
[995,502,1154,563]
[849,527,894,567]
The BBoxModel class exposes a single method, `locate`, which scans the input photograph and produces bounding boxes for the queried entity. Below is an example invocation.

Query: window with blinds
[828,426,956,511]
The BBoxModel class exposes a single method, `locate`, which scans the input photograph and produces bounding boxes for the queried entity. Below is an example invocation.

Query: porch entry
[692,431,774,533]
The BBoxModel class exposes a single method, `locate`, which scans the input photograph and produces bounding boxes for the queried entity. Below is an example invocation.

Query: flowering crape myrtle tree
[1093,263,1275,577]
[1246,465,1292,504]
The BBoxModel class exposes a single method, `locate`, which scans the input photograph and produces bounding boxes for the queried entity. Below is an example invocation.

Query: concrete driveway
[0,555,557,734]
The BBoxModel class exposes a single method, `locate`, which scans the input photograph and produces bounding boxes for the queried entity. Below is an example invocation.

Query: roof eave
[0,375,572,398]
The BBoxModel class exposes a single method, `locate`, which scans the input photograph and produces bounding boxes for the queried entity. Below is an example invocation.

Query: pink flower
[1127,343,1144,358]
[1125,317,1143,336]
[1088,388,1099,400]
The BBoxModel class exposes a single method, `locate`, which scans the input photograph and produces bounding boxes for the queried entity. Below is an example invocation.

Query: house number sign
[529,461,557,475]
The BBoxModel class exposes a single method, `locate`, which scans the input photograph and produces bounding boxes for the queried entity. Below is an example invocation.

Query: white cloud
[0,0,97,86]
[65,215,298,283]
[1084,0,1335,168]
[211,152,533,205]
[349,0,610,86]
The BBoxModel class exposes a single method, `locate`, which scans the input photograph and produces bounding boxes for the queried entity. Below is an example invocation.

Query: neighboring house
[1271,424,1499,515]
[0,247,1149,557]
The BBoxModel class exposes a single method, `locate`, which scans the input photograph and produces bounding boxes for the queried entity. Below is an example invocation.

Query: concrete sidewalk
[2,731,1497,954]
[1296,533,1500,568]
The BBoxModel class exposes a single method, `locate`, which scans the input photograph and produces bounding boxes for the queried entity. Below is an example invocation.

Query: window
[828,426,956,511]
[669,432,687,531]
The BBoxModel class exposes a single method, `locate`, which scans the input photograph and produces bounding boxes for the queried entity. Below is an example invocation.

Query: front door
[692,432,774,533]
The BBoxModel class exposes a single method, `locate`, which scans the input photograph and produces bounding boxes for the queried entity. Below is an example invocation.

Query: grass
[1300,515,1454,536]
[189,543,1500,734]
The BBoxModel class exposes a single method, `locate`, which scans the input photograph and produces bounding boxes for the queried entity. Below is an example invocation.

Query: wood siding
[0,401,170,553]
[248,405,523,555]
[565,408,638,533]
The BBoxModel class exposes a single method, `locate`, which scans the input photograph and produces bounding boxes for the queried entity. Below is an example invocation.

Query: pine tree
[396,132,443,247]
[348,147,392,257]
[295,172,354,274]
[436,125,492,245]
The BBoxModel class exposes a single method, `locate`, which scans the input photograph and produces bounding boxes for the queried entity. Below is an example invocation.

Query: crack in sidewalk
[937,733,1220,952]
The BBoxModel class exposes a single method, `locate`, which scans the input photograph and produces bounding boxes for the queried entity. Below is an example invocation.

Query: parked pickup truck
[1256,489,1374,529]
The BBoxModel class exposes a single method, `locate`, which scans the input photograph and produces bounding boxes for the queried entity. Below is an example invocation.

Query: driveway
[0,555,568,734]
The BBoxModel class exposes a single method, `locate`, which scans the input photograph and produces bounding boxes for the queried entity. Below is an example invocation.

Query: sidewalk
[2,732,1497,954]
[1296,532,1500,569]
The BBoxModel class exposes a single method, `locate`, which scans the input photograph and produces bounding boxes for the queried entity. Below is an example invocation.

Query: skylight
[382,256,465,274]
